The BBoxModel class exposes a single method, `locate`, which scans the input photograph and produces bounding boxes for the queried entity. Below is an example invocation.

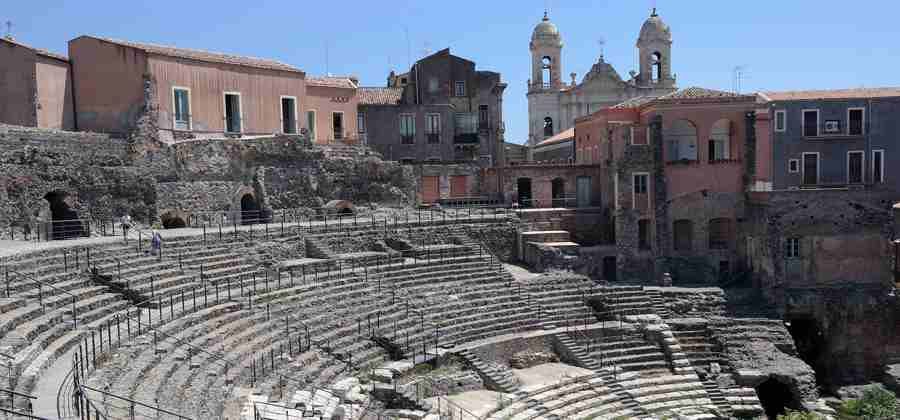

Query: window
[478,105,489,129]
[428,78,439,93]
[784,237,801,259]
[668,119,698,161]
[709,119,730,161]
[633,173,648,194]
[774,110,786,132]
[172,87,191,131]
[400,114,415,144]
[621,126,633,145]
[873,150,884,183]
[306,110,317,141]
[543,117,554,137]
[673,220,693,251]
[802,110,819,137]
[425,113,441,143]
[650,52,662,83]
[848,108,864,135]
[802,152,819,185]
[638,220,651,250]
[708,218,733,250]
[224,92,242,133]
[357,113,366,133]
[455,113,477,134]
[788,159,799,173]
[280,96,297,134]
[847,151,864,184]
[454,81,466,97]
[541,56,552,88]
[332,112,344,140]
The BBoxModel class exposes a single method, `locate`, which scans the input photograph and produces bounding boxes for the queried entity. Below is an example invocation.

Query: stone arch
[543,117,554,138]
[324,200,355,217]
[709,119,732,161]
[231,186,260,225]
[44,190,83,240]
[160,210,188,229]
[755,377,803,419]
[667,119,698,161]
[541,56,553,88]
[651,51,662,82]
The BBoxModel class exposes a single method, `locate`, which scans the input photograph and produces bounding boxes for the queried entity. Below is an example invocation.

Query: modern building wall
[768,96,900,191]
[149,54,306,139]
[34,55,74,130]
[0,39,38,126]
[303,84,358,143]
[68,37,148,134]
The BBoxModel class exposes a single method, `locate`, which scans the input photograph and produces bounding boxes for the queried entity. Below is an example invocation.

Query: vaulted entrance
[517,178,533,208]
[44,191,83,239]
[240,193,260,225]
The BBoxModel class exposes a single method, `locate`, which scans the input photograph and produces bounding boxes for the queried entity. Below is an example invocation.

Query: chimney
[570,72,577,87]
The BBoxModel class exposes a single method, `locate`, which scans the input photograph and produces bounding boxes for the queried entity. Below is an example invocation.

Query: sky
[4,1,900,143]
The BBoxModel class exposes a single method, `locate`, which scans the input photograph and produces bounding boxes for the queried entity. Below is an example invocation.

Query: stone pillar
[744,111,757,190]
[650,115,669,278]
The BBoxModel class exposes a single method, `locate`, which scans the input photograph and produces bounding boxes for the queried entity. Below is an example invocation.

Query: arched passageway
[160,213,187,229]
[44,191,83,239]
[755,378,801,419]
[787,317,828,386]
[240,194,260,225]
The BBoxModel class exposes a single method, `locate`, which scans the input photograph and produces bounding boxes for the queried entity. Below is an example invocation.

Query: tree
[837,385,898,420]
[777,410,824,420]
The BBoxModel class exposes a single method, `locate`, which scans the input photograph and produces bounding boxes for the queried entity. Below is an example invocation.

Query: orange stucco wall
[68,37,147,134]
[303,85,358,143]
[149,55,306,137]
[0,41,36,126]
[34,56,74,130]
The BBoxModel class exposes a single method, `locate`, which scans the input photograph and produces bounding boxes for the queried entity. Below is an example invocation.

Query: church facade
[527,9,678,151]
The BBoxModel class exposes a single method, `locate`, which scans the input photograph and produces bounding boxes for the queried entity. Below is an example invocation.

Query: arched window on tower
[542,56,552,88]
[543,117,554,138]
[651,52,662,83]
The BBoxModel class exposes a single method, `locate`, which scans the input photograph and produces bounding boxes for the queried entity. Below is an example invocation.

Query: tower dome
[638,8,671,43]
[531,12,562,47]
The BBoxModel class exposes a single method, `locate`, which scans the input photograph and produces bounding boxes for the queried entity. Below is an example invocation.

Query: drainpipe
[866,98,872,185]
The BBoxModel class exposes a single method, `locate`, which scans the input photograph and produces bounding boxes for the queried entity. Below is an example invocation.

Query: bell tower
[637,8,675,88]
[527,11,564,150]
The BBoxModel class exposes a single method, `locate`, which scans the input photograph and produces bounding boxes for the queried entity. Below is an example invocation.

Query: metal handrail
[6,268,81,327]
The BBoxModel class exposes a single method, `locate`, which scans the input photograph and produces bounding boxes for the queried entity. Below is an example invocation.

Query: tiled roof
[760,88,900,101]
[80,36,304,74]
[656,87,755,102]
[610,96,655,109]
[535,127,575,148]
[1,36,68,62]
[306,76,357,89]
[358,87,403,105]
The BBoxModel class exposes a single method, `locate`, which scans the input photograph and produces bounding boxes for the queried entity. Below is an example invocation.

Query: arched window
[651,52,662,82]
[543,117,554,137]
[551,178,566,207]
[667,119,698,162]
[673,219,694,251]
[708,218,734,249]
[542,56,552,88]
[709,119,731,161]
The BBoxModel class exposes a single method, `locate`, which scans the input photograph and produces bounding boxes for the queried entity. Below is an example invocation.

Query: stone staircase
[670,321,731,374]
[458,349,519,393]
[553,333,601,370]
[592,286,656,320]
[587,331,671,373]
[701,379,731,416]
[645,289,672,318]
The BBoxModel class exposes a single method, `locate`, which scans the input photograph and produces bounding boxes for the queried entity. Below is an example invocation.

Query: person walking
[150,228,162,256]
[121,214,132,239]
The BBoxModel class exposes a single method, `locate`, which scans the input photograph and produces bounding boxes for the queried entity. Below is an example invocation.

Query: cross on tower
[598,38,606,59]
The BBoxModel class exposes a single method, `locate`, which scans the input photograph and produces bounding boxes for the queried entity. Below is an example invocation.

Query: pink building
[0,36,74,129]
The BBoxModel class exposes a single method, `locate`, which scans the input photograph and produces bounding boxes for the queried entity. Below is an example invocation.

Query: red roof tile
[306,76,357,89]
[535,127,575,148]
[656,87,755,102]
[1,36,68,62]
[80,36,304,74]
[760,88,900,101]
[610,96,655,109]
[358,87,403,105]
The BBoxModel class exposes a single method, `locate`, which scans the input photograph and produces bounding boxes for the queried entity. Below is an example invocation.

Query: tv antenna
[4,21,11,39]
[732,65,747,94]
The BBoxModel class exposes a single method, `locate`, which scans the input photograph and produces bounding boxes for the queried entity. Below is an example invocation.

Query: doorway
[551,178,566,207]
[225,93,242,133]
[281,97,297,134]
[517,178,533,208]
[240,194,260,225]
[786,317,827,386]
[576,176,592,208]
[602,256,617,282]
